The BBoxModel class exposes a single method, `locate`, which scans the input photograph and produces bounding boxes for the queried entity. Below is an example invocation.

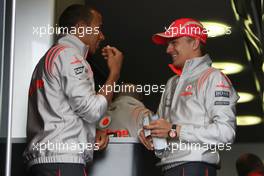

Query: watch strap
[172,124,177,130]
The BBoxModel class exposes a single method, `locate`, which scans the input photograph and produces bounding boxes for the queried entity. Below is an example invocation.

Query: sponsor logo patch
[185,84,192,91]
[180,84,193,96]
[216,81,230,89]
[98,116,111,129]
[70,57,82,64]
[180,92,193,96]
[74,66,84,75]
[106,129,129,137]
[215,91,230,98]
[214,101,230,105]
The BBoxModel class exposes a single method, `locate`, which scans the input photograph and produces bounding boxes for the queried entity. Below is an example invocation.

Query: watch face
[169,130,176,138]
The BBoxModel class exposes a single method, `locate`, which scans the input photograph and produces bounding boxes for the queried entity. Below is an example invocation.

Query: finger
[143,137,154,150]
[101,51,110,60]
[102,49,112,56]
[98,138,104,148]
[139,131,153,150]
[108,47,121,55]
[144,124,159,130]
[149,120,159,126]
[95,135,101,143]
[110,46,120,53]
[104,135,109,148]
[151,129,167,138]
[101,47,109,53]
[102,45,111,50]
[151,129,163,135]
[96,133,106,148]
[148,136,153,143]
[102,54,109,59]
[102,47,114,57]
[139,134,152,150]
[146,136,154,150]
[101,51,109,57]
[151,133,164,138]
[102,54,108,59]
[139,131,148,144]
[100,135,109,150]
[101,52,108,56]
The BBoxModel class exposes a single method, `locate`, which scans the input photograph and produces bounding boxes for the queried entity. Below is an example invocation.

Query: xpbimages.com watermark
[166,141,232,154]
[32,141,99,153]
[98,83,166,96]
[32,24,100,38]
[163,24,232,37]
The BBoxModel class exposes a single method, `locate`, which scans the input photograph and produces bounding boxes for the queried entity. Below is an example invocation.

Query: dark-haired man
[236,153,264,176]
[139,18,239,176]
[24,4,123,176]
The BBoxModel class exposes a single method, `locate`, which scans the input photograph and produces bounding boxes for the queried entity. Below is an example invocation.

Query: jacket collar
[169,54,212,76]
[58,34,89,58]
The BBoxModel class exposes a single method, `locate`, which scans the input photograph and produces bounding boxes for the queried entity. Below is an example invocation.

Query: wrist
[109,71,120,81]
[176,125,181,138]
[168,124,177,139]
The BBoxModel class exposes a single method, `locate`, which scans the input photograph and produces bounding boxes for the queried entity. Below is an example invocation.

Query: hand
[101,45,123,76]
[144,118,172,138]
[138,129,154,150]
[95,130,109,151]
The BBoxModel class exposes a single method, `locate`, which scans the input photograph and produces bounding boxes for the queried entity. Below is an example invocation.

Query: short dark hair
[186,37,207,55]
[59,4,96,30]
[236,153,264,176]
[199,43,207,55]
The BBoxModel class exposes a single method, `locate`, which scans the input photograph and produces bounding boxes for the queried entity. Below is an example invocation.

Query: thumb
[106,49,114,57]
[105,45,114,57]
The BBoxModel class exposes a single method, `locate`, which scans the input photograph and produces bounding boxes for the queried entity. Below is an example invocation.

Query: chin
[89,48,96,55]
[172,62,179,67]
[173,63,183,68]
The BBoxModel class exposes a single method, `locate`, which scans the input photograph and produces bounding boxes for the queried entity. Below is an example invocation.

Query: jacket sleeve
[179,70,239,144]
[57,48,107,123]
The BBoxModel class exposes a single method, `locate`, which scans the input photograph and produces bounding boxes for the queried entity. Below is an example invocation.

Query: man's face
[78,10,105,54]
[166,37,194,68]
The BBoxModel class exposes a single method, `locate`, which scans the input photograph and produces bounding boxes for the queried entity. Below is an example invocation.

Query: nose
[100,31,105,41]
[166,44,173,54]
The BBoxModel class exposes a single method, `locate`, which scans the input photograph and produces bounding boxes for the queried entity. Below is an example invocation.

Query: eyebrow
[167,39,178,44]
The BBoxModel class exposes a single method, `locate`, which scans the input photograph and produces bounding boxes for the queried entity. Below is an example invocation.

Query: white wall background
[12,0,55,138]
[0,0,4,137]
[12,0,84,139]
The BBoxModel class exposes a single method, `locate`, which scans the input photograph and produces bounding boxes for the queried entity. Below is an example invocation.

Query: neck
[189,50,202,60]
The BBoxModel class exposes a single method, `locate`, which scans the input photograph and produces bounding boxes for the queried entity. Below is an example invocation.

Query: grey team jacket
[157,54,239,166]
[23,34,107,166]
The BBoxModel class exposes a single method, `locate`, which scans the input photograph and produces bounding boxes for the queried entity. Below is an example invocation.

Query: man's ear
[192,38,200,50]
[74,20,87,38]
[75,20,87,29]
